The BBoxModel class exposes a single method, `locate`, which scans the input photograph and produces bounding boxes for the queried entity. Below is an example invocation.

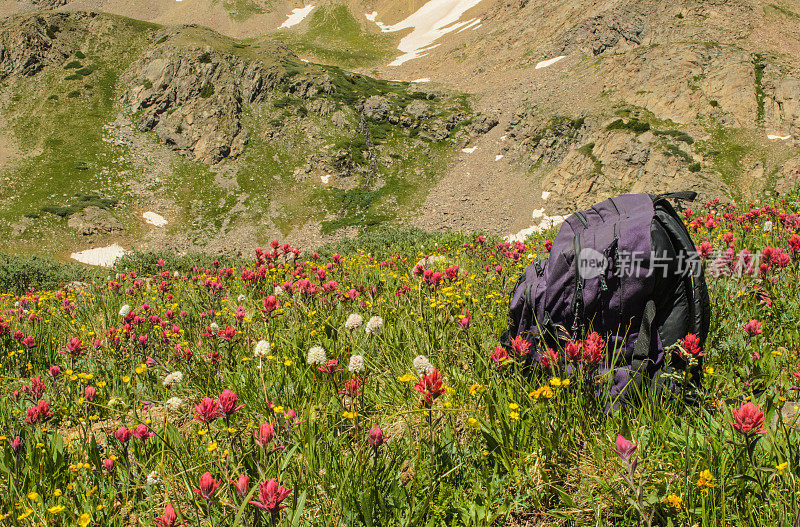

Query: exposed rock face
[362,95,392,120]
[67,206,124,236]
[0,14,70,78]
[541,128,728,210]
[560,5,647,56]
[29,0,69,8]
[766,78,800,133]
[599,44,756,126]
[121,42,291,163]
[506,113,587,169]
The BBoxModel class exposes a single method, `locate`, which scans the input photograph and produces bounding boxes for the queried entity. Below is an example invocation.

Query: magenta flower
[154,503,177,527]
[368,424,389,448]
[743,319,763,337]
[194,397,222,425]
[249,478,292,513]
[218,389,244,417]
[132,424,153,441]
[193,472,221,501]
[231,474,250,499]
[614,434,637,463]
[113,426,132,444]
[730,401,766,436]
[255,423,275,449]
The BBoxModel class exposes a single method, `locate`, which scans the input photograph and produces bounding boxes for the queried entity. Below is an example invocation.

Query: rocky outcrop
[121,40,292,163]
[599,44,756,126]
[29,0,69,8]
[766,78,800,134]
[559,4,647,56]
[540,128,729,210]
[67,206,124,236]
[506,113,587,169]
[0,14,70,78]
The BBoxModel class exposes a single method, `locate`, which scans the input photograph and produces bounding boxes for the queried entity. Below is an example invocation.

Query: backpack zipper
[571,231,584,339]
[574,211,588,228]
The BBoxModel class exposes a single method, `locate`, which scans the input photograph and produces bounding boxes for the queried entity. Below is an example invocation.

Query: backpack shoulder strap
[631,299,656,377]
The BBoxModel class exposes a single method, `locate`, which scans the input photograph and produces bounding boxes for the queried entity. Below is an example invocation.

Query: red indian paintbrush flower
[154,503,178,527]
[614,434,637,463]
[582,332,605,369]
[317,359,341,375]
[255,423,275,449]
[61,337,86,357]
[231,474,250,499]
[414,368,446,407]
[510,336,531,356]
[113,426,132,444]
[194,397,222,425]
[539,348,559,369]
[218,389,244,417]
[368,424,389,447]
[133,424,153,441]
[249,478,292,513]
[730,401,766,436]
[680,333,705,357]
[565,341,582,361]
[742,319,763,337]
[490,347,509,368]
[25,400,53,425]
[193,472,221,501]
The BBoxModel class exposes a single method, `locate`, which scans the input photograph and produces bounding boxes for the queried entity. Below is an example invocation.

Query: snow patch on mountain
[535,56,566,69]
[71,243,126,267]
[279,5,315,29]
[367,0,485,66]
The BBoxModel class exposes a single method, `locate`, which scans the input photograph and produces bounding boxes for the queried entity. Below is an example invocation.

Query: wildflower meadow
[2,196,800,526]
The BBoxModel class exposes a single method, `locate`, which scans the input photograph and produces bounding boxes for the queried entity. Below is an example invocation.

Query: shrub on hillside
[0,253,92,293]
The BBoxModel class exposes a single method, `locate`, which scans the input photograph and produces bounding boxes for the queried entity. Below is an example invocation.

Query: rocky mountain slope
[2,0,800,259]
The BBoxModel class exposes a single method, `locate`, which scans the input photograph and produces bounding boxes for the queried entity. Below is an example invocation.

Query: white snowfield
[494,154,504,161]
[505,209,568,243]
[411,78,431,83]
[279,5,315,29]
[71,243,126,267]
[143,211,167,227]
[461,146,477,153]
[768,134,792,140]
[367,0,486,66]
[535,56,566,69]
[320,175,331,184]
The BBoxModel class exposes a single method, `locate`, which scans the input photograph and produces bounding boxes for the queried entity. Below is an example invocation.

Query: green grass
[2,197,800,525]
[0,15,155,252]
[220,0,266,22]
[272,5,394,68]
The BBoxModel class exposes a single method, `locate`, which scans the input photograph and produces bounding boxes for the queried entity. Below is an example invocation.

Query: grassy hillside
[0,12,473,257]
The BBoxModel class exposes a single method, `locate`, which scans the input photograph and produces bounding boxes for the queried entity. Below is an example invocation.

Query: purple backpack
[502,192,711,408]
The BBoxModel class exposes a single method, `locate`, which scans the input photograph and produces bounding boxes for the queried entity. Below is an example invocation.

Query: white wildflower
[763,220,773,233]
[274,286,284,296]
[119,304,131,318]
[173,271,179,278]
[209,322,220,335]
[348,354,365,373]
[162,371,184,389]
[166,397,183,412]
[345,313,364,330]
[146,471,161,486]
[237,294,246,303]
[307,346,327,365]
[254,339,271,358]
[414,355,433,375]
[365,316,383,336]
